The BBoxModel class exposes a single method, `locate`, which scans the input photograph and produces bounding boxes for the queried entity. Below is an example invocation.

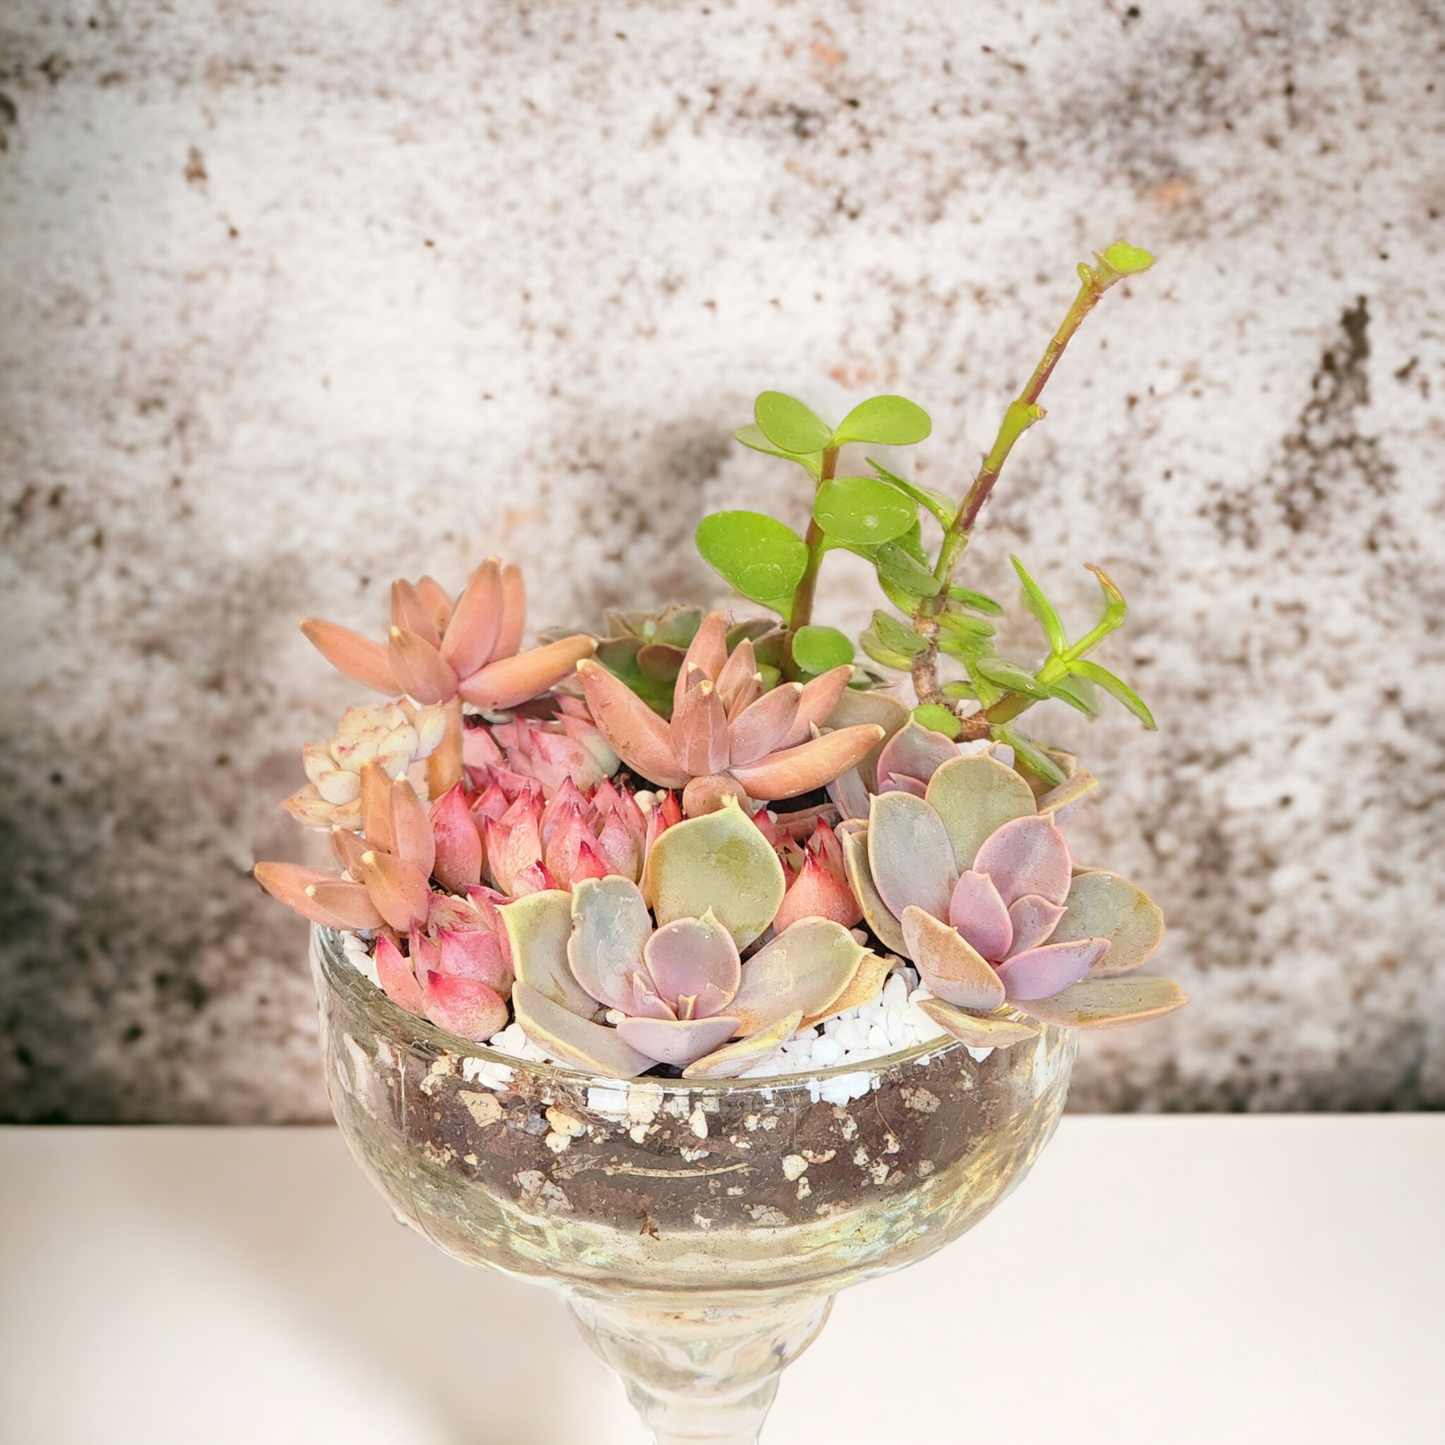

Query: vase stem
[567,1291,833,1445]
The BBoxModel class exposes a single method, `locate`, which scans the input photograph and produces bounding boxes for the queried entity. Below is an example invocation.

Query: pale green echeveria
[504,799,876,1079]
[850,752,1183,1041]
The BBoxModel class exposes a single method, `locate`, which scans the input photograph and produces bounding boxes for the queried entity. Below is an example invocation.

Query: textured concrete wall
[2,0,1442,1120]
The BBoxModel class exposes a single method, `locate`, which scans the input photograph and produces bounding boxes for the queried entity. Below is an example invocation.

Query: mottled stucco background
[2,1,1442,1121]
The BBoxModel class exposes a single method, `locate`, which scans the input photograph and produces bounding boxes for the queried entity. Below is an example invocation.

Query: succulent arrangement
[257,240,1185,1082]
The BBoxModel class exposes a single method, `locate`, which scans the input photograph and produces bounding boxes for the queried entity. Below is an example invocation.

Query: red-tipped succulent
[577,611,887,814]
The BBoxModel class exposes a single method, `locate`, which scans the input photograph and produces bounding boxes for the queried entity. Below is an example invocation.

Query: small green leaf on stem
[1011,555,1067,654]
[946,586,1004,617]
[833,395,932,447]
[876,541,942,598]
[936,612,996,643]
[754,392,834,455]
[993,400,1046,459]
[912,703,961,739]
[941,681,977,700]
[869,609,928,658]
[868,461,957,528]
[792,624,855,675]
[973,655,1053,700]
[814,476,919,546]
[858,628,917,672]
[1096,240,1155,282]
[1047,672,1102,717]
[734,423,822,479]
[994,724,1068,786]
[1085,563,1128,631]
[696,511,809,609]
[1067,659,1156,729]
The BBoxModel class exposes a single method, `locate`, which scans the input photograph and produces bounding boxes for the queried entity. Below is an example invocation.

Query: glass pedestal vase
[312,925,1076,1443]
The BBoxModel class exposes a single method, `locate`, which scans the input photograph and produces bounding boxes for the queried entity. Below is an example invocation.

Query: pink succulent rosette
[841,737,1183,1046]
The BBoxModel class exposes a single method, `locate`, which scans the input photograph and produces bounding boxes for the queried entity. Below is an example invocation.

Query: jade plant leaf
[727,919,866,1036]
[1067,659,1157,730]
[695,511,809,610]
[734,422,822,477]
[994,724,1069,787]
[754,391,834,454]
[1020,974,1186,1029]
[814,477,918,547]
[947,586,1005,616]
[973,655,1052,700]
[833,394,932,447]
[923,754,1036,871]
[642,795,786,949]
[911,703,961,739]
[1047,672,1102,717]
[500,889,597,1018]
[875,541,941,598]
[1049,870,1165,976]
[791,624,855,675]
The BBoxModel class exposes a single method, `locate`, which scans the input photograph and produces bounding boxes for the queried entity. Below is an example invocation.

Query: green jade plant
[695,240,1157,787]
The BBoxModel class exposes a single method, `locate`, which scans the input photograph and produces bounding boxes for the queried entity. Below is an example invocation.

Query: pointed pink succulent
[576,611,886,813]
[300,558,598,713]
[770,817,862,933]
[463,696,620,798]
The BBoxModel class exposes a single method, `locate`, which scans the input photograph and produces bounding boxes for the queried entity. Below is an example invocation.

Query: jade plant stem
[912,263,1131,718]
[783,446,838,679]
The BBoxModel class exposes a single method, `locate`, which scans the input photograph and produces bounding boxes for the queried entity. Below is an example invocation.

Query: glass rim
[311,922,985,1095]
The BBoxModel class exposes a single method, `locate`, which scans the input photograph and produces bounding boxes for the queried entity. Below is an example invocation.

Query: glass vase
[311,924,1076,1443]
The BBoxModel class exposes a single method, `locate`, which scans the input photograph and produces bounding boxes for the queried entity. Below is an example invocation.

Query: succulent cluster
[256,239,1186,1081]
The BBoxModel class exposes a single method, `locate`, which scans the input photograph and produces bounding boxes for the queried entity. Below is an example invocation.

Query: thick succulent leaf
[421,973,508,1042]
[501,889,597,1018]
[358,851,431,932]
[1049,870,1165,976]
[494,563,528,660]
[924,754,1036,872]
[389,777,436,876]
[901,906,1006,1010]
[824,688,910,793]
[910,704,961,741]
[615,1014,742,1067]
[840,826,908,955]
[1019,975,1187,1029]
[728,918,866,1036]
[773,851,863,933]
[306,880,388,931]
[995,938,1107,1000]
[674,611,729,707]
[876,718,960,789]
[814,477,918,547]
[1067,659,1156,730]
[695,511,810,609]
[439,557,503,678]
[799,950,890,1029]
[577,659,688,786]
[727,682,803,766]
[643,796,786,949]
[567,876,652,1013]
[714,636,759,713]
[254,862,362,930]
[643,911,742,1016]
[458,635,598,711]
[727,725,885,801]
[513,982,653,1077]
[683,1011,803,1079]
[916,999,1040,1049]
[867,790,957,923]
[1010,555,1066,654]
[827,765,871,822]
[734,421,822,476]
[375,934,426,1015]
[754,391,834,454]
[672,680,731,775]
[785,665,855,748]
[791,625,854,675]
[388,626,458,705]
[973,813,1072,907]
[299,619,399,695]
[948,870,1013,962]
[359,761,396,854]
[1036,769,1099,821]
[1006,895,1067,957]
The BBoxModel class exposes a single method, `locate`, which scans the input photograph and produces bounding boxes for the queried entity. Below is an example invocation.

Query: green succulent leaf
[941,681,977,700]
[1011,555,1067,654]
[832,395,932,447]
[972,655,1053,701]
[869,609,928,658]
[733,423,822,479]
[1085,563,1129,631]
[875,541,941,599]
[868,460,957,528]
[754,391,834,455]
[1067,659,1157,729]
[858,629,915,672]
[695,511,809,611]
[814,476,919,547]
[791,624,855,675]
[936,612,997,643]
[994,724,1068,787]
[1047,672,1102,717]
[1096,240,1155,281]
[912,703,961,739]
[946,586,1005,617]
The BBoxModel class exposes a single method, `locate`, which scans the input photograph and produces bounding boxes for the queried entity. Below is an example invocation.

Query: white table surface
[2,1118,1442,1444]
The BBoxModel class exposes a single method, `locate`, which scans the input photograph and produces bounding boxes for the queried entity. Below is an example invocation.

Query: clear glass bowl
[312,924,1077,1443]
